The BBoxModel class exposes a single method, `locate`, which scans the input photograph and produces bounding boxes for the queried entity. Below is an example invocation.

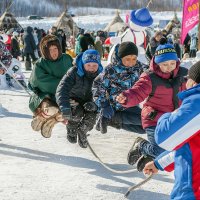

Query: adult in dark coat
[11,32,20,59]
[56,49,103,148]
[23,26,37,70]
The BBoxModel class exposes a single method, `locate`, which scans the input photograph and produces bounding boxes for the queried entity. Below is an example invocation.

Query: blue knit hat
[82,49,100,64]
[154,44,178,64]
[130,8,153,27]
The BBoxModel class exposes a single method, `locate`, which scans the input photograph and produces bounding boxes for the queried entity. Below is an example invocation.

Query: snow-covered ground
[0,60,174,200]
[17,11,182,32]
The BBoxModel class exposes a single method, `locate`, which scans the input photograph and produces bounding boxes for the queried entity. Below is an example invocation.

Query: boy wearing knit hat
[116,42,188,170]
[29,34,73,138]
[56,49,103,148]
[93,41,147,134]
[143,60,200,200]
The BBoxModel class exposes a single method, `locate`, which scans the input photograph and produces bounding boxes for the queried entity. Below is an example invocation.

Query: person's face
[121,55,137,67]
[155,34,162,42]
[158,60,177,73]
[49,45,59,60]
[186,77,197,89]
[84,62,98,73]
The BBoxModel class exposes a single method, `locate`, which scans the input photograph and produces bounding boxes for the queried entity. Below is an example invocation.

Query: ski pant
[116,106,145,134]
[67,105,97,134]
[140,126,165,158]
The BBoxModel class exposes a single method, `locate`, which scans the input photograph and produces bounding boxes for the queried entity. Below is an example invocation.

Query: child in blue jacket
[143,61,200,200]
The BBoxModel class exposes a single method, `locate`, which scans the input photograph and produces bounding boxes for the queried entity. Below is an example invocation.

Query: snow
[17,11,182,31]
[0,60,175,200]
[1,10,191,199]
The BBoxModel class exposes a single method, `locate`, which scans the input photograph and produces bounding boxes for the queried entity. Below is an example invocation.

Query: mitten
[101,101,114,119]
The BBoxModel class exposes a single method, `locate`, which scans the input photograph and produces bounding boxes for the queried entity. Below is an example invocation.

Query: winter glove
[101,100,114,119]
[83,102,98,112]
[61,108,72,121]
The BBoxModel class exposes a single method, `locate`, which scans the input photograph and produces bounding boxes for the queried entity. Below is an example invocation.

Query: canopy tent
[0,12,22,31]
[104,10,126,33]
[54,11,79,39]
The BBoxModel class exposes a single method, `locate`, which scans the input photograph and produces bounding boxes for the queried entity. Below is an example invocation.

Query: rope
[87,140,153,198]
[124,173,153,198]
[87,141,137,174]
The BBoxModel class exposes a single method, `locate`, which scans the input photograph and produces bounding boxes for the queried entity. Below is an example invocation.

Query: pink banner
[181,0,199,44]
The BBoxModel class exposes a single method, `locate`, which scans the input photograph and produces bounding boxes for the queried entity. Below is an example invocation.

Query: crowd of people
[0,19,200,199]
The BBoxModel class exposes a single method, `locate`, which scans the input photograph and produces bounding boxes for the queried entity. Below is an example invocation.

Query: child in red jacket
[116,42,187,170]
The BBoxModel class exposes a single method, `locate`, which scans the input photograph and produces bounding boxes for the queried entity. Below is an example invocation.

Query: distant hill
[0,0,182,17]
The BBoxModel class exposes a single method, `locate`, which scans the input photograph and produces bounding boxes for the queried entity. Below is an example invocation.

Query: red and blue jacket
[154,84,200,200]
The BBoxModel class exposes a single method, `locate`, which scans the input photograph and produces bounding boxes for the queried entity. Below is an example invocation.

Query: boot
[25,60,32,71]
[77,122,89,148]
[136,155,154,172]
[31,115,47,131]
[41,116,58,138]
[127,137,147,165]
[77,128,88,148]
[67,128,77,144]
[96,115,109,134]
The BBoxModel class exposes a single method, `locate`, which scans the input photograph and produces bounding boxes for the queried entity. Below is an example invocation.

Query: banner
[181,0,199,44]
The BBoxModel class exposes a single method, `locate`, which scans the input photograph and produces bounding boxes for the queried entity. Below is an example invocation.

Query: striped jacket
[154,84,200,200]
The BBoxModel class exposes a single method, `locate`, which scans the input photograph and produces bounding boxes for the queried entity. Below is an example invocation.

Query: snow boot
[31,115,47,131]
[40,114,59,138]
[25,61,32,71]
[67,128,77,144]
[127,137,147,165]
[77,128,88,148]
[136,155,154,172]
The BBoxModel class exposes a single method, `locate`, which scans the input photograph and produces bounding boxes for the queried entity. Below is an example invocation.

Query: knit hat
[118,42,138,58]
[154,44,178,64]
[188,60,200,83]
[40,34,62,60]
[82,49,100,64]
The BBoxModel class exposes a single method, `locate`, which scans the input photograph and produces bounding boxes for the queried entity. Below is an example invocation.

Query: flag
[181,0,199,44]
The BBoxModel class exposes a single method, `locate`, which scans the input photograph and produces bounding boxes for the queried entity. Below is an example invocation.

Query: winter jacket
[56,52,103,112]
[11,37,20,58]
[121,58,187,129]
[28,53,73,112]
[154,84,200,200]
[93,44,148,111]
[23,26,37,54]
